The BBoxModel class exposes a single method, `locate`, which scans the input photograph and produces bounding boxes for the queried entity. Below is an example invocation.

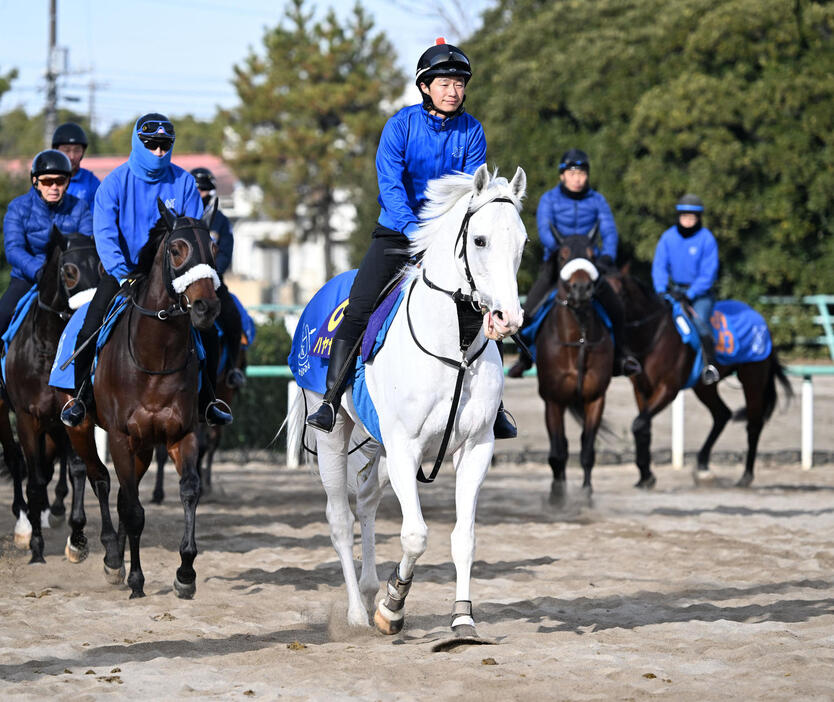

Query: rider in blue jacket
[306,39,515,438]
[652,194,720,384]
[0,150,92,341]
[191,166,245,390]
[52,122,100,209]
[61,113,230,427]
[508,149,640,378]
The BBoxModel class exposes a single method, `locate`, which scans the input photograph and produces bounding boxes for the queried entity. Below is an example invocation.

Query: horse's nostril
[494,310,504,320]
[193,299,206,313]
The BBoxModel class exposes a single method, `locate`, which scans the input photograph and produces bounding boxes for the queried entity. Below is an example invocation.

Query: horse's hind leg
[579,396,605,500]
[545,401,568,505]
[169,432,201,599]
[317,415,368,626]
[151,444,167,504]
[693,383,732,481]
[66,420,122,582]
[64,445,89,563]
[49,452,69,524]
[735,364,768,488]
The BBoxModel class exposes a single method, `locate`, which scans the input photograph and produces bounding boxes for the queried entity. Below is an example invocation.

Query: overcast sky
[0,0,490,132]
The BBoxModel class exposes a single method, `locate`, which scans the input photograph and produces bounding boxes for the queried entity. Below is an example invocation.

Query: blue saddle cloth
[1,285,39,385]
[669,298,772,388]
[517,289,611,362]
[288,270,405,443]
[50,296,206,391]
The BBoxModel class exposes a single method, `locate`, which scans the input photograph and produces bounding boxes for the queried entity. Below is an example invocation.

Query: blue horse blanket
[50,296,206,391]
[517,289,611,362]
[670,298,772,388]
[1,285,39,384]
[288,271,405,443]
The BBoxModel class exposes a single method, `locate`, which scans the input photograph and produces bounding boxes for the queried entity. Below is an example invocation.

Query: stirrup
[205,398,233,426]
[60,397,86,428]
[701,364,720,385]
[493,406,517,440]
[306,401,337,432]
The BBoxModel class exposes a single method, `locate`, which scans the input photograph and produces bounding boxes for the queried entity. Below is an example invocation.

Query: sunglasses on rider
[140,137,173,153]
[138,120,175,138]
[38,176,68,187]
[427,50,469,68]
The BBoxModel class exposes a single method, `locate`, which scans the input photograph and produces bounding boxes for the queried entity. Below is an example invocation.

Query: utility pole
[44,0,58,147]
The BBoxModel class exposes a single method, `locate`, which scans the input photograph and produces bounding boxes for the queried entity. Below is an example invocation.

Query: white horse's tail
[283,386,314,468]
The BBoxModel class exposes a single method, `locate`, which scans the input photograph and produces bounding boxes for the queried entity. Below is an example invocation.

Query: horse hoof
[65,536,88,564]
[28,554,46,565]
[104,562,126,585]
[48,510,66,528]
[14,530,31,550]
[693,468,715,485]
[736,473,754,488]
[173,576,196,600]
[150,494,164,505]
[452,623,478,639]
[374,604,404,635]
[634,474,657,490]
[129,590,146,600]
[548,483,567,507]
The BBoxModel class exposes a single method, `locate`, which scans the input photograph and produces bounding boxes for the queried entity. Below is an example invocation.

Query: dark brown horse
[535,227,614,503]
[621,274,792,488]
[64,200,220,599]
[4,228,104,563]
[151,346,247,504]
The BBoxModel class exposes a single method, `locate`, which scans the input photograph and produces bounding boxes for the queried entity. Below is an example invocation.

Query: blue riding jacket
[536,185,618,261]
[3,188,93,282]
[376,103,487,237]
[209,207,234,276]
[67,167,101,210]
[94,161,203,279]
[652,225,719,299]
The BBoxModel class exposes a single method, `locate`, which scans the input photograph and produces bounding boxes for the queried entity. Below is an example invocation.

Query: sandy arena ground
[0,374,832,700]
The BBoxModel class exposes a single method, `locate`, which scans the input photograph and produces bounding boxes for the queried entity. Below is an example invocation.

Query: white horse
[288,164,527,639]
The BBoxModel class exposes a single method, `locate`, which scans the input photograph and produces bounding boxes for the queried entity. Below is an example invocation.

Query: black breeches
[73,274,121,388]
[523,260,558,321]
[0,278,34,340]
[333,227,412,348]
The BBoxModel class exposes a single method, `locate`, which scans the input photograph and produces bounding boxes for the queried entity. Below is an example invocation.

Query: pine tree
[227,0,405,279]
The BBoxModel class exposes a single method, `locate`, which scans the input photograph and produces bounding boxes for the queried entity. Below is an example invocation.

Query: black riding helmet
[559,148,590,174]
[676,193,705,214]
[415,38,472,86]
[52,122,89,148]
[31,149,73,179]
[191,167,217,192]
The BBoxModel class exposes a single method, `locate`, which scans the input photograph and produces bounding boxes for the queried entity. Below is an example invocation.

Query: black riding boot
[597,279,641,377]
[199,330,233,426]
[698,330,720,385]
[493,342,517,439]
[306,338,356,432]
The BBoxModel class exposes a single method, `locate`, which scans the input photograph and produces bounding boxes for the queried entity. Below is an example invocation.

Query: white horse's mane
[404,168,523,279]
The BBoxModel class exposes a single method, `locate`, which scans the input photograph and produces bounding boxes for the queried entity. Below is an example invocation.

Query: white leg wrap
[41,509,51,529]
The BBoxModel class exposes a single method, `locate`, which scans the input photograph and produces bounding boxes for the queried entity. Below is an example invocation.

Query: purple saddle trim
[361,281,405,362]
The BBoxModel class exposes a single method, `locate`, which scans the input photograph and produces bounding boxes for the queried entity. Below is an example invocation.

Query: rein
[406,193,516,484]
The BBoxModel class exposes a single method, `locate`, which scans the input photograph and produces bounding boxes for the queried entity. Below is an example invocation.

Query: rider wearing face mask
[52,122,101,210]
[0,150,92,344]
[60,113,229,427]
[190,167,245,390]
[305,38,516,439]
[652,194,720,385]
[508,149,640,379]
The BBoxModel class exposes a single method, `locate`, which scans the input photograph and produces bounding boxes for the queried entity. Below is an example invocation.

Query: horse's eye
[473,236,487,248]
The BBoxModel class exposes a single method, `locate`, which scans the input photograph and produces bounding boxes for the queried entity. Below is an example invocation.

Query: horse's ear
[549,223,565,246]
[472,163,490,197]
[157,197,177,232]
[201,196,218,229]
[49,224,67,251]
[587,221,600,248]
[510,167,526,201]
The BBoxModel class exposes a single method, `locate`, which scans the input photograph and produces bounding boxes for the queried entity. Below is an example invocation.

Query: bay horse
[4,227,104,563]
[535,225,613,504]
[151,346,247,503]
[64,199,220,598]
[621,274,792,488]
[288,165,527,639]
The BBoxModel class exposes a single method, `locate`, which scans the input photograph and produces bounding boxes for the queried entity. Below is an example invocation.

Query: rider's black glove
[596,255,615,274]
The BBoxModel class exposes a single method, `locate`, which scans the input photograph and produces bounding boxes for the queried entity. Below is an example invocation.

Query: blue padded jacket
[536,185,618,261]
[652,225,719,299]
